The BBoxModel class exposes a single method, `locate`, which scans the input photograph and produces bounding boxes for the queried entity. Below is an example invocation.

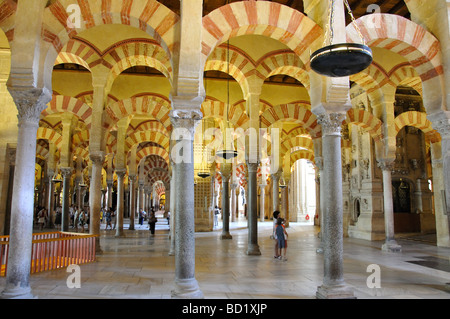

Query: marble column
[272,171,281,213]
[377,160,402,252]
[259,184,266,222]
[106,180,113,209]
[220,167,232,239]
[169,162,176,256]
[316,113,354,299]
[231,183,238,222]
[281,179,290,227]
[89,152,104,254]
[61,167,72,232]
[115,169,126,237]
[246,162,261,255]
[46,174,54,217]
[129,175,136,230]
[1,87,51,299]
[170,112,203,299]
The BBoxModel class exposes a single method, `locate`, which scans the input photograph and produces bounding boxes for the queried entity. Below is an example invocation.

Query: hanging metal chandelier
[216,37,238,160]
[310,0,372,77]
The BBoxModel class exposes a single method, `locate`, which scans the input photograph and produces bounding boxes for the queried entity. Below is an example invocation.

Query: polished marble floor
[1,215,450,299]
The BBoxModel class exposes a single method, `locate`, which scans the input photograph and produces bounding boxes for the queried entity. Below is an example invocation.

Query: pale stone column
[170,111,203,299]
[46,174,54,216]
[61,167,72,232]
[1,87,52,299]
[281,178,290,227]
[246,162,261,255]
[220,165,232,239]
[169,161,176,256]
[129,175,136,230]
[115,169,126,237]
[106,180,113,209]
[259,184,266,222]
[272,170,281,213]
[377,160,402,252]
[89,152,104,254]
[230,182,238,222]
[316,113,354,299]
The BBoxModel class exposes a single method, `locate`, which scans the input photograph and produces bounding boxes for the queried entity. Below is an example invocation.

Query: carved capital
[377,159,395,171]
[115,169,127,178]
[90,151,105,166]
[170,109,202,138]
[428,111,450,138]
[317,113,346,136]
[246,161,259,173]
[8,87,52,124]
[60,167,73,178]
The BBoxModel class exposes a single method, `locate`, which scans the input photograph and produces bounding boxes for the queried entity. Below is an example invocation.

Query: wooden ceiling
[157,0,410,19]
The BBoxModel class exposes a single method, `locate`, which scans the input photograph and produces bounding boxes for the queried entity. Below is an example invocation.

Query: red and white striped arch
[36,127,63,152]
[41,94,92,129]
[105,94,172,130]
[290,149,315,167]
[205,45,254,97]
[344,108,384,142]
[389,64,423,95]
[394,111,434,135]
[43,0,179,59]
[125,130,169,152]
[257,51,310,90]
[259,103,321,139]
[346,14,443,111]
[134,146,169,167]
[202,1,322,66]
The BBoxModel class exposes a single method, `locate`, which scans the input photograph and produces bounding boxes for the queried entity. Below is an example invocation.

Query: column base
[246,244,261,256]
[445,283,450,292]
[316,284,356,299]
[1,285,35,299]
[382,240,402,252]
[221,232,232,240]
[128,226,135,230]
[115,231,126,238]
[171,278,204,299]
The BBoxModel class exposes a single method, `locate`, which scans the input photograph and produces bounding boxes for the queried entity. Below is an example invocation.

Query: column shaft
[89,153,104,254]
[1,88,51,299]
[378,161,402,252]
[246,162,261,255]
[221,176,232,239]
[61,168,72,232]
[316,113,354,299]
[170,114,203,299]
[115,170,126,237]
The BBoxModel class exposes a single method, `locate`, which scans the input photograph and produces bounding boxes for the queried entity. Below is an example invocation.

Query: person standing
[275,218,288,261]
[272,211,280,258]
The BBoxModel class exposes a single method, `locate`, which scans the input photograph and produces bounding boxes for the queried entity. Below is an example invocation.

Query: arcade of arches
[0,0,449,299]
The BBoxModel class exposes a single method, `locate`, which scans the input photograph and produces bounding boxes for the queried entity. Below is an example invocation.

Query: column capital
[317,112,346,136]
[60,167,73,177]
[428,111,450,137]
[377,159,395,171]
[115,169,127,178]
[90,151,105,165]
[246,161,259,173]
[170,109,202,136]
[8,87,52,124]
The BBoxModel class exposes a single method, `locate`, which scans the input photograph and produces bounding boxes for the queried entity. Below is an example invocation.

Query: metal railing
[0,232,97,276]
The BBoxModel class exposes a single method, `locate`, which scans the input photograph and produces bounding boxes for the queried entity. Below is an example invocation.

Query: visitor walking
[105,209,112,230]
[148,211,157,235]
